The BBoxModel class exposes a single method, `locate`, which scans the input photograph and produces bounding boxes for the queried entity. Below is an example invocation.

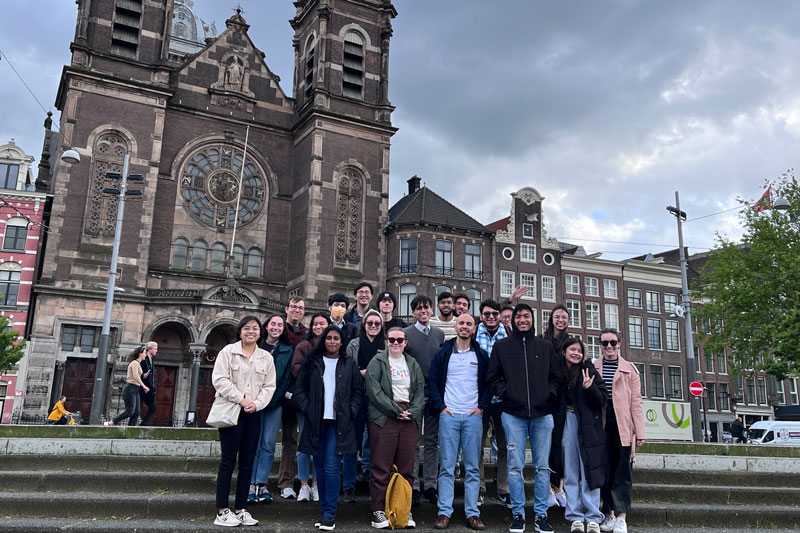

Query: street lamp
[667,191,703,442]
[60,148,81,165]
[773,197,791,211]
[88,154,144,425]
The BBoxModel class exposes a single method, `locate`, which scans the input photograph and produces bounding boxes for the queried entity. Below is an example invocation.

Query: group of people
[105,342,159,427]
[209,283,645,533]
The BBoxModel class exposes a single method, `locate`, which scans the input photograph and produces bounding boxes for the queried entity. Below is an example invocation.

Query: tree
[694,171,800,379]
[0,314,25,374]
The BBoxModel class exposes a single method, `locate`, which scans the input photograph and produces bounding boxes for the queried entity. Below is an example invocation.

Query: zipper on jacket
[523,336,532,417]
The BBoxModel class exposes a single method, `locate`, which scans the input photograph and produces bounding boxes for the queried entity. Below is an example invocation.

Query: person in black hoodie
[486,303,563,533]
[295,324,363,531]
[552,338,607,533]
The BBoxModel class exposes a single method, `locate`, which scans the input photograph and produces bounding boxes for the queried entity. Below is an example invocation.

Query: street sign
[689,381,704,397]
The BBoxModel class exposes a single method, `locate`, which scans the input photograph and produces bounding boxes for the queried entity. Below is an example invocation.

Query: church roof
[387,186,491,234]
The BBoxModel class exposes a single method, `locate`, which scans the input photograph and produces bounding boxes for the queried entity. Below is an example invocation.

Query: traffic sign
[689,381,704,397]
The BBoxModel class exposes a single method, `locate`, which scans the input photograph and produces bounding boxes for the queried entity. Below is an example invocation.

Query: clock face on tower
[179,145,266,229]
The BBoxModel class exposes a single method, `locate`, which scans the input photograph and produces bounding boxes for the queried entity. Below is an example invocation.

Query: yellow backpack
[384,464,412,530]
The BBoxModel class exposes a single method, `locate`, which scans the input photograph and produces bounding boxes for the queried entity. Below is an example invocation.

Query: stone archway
[145,321,193,426]
[194,320,239,427]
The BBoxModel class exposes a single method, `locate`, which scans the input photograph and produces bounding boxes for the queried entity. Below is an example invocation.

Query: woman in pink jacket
[593,328,645,533]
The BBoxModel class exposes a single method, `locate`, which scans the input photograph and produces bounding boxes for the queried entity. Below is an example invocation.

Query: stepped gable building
[23,0,397,424]
[385,176,493,318]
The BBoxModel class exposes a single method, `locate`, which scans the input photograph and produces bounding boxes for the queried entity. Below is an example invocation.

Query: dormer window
[342,32,364,99]
[0,163,19,190]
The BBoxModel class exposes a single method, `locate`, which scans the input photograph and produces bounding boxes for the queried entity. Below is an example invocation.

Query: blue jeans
[437,412,482,518]
[502,412,554,518]
[562,411,603,523]
[296,412,317,481]
[314,421,341,519]
[251,406,282,485]
[342,452,357,490]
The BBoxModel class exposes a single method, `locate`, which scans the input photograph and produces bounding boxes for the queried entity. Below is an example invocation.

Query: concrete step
[633,483,800,506]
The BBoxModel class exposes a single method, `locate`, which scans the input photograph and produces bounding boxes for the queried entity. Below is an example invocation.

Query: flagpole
[228,125,250,276]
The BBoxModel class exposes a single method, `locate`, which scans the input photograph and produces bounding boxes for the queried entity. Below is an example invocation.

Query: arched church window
[171,238,188,269]
[335,168,363,264]
[246,247,262,278]
[304,34,316,98]
[190,240,207,271]
[86,133,127,237]
[232,245,245,276]
[209,242,226,274]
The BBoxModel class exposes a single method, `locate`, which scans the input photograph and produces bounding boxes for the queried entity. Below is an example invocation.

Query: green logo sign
[646,409,657,422]
[661,403,690,429]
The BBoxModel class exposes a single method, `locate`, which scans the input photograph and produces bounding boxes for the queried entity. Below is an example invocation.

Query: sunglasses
[387,337,406,345]
[365,321,382,327]
[483,311,499,317]
[601,340,619,347]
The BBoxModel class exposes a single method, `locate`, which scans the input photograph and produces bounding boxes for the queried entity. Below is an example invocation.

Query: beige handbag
[206,355,257,428]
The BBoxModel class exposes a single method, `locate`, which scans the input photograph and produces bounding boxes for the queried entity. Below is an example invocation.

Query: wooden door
[196,368,216,427]
[61,359,96,422]
[147,366,177,426]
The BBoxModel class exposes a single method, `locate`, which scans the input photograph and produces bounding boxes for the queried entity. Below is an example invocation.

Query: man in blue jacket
[428,313,491,531]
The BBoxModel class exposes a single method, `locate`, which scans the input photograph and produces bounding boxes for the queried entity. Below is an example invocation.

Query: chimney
[407,175,421,195]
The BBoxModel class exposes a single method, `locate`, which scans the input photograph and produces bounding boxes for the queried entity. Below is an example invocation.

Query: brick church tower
[23,0,396,423]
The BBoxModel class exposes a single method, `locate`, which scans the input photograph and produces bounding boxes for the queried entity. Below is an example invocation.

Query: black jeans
[139,389,156,426]
[112,383,141,426]
[601,417,632,514]
[216,410,261,510]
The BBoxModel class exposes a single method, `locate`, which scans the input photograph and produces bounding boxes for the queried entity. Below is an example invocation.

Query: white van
[747,421,800,445]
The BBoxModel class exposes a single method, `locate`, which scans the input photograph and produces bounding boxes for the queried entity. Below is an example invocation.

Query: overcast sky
[2,1,799,259]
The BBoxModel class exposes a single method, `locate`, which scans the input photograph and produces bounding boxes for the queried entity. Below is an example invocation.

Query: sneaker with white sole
[318,517,336,530]
[571,520,585,533]
[509,514,525,533]
[612,518,627,533]
[534,515,554,533]
[236,509,259,526]
[311,484,319,502]
[256,485,271,503]
[599,515,616,532]
[281,487,297,499]
[213,509,241,527]
[554,490,566,508]
[546,488,558,508]
[297,484,311,502]
[371,510,389,529]
[406,512,416,529]
[248,484,257,503]
[586,522,601,533]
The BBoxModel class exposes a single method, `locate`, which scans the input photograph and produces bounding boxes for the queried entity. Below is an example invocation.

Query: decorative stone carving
[210,53,256,112]
[85,133,126,237]
[335,169,363,263]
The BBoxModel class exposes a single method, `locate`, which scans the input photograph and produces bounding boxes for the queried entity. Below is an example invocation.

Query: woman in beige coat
[593,328,645,533]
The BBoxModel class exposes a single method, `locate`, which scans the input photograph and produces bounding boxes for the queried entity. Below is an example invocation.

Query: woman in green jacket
[364,327,425,529]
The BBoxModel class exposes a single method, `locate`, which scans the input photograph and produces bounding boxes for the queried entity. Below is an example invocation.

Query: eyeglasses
[288,304,304,310]
[356,290,372,296]
[483,311,499,318]
[601,340,619,347]
[365,321,382,327]
[387,337,406,345]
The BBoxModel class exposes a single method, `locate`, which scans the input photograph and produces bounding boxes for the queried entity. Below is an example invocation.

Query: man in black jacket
[139,342,158,426]
[486,304,563,533]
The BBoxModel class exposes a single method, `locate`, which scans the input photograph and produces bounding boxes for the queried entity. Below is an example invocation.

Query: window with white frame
[706,382,716,410]
[627,288,642,308]
[668,366,683,399]
[603,279,618,299]
[587,335,601,360]
[400,238,417,273]
[585,277,599,297]
[717,353,727,374]
[500,271,514,297]
[586,302,600,329]
[633,362,646,397]
[566,300,581,328]
[664,293,678,314]
[465,244,482,279]
[565,274,580,294]
[666,320,680,351]
[719,382,730,410]
[399,283,416,318]
[466,289,481,316]
[647,318,662,350]
[520,243,536,263]
[776,379,786,405]
[604,303,619,330]
[790,379,799,405]
[746,377,755,404]
[705,352,714,373]
[435,240,453,276]
[628,316,643,348]
[646,291,660,312]
[522,222,534,238]
[542,309,552,329]
[758,377,767,404]
[650,364,665,398]
[541,276,556,302]
[520,273,537,299]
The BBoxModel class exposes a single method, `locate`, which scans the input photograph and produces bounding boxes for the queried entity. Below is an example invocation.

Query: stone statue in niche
[224,58,245,91]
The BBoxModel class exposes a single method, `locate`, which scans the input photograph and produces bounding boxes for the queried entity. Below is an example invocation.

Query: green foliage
[694,171,800,378]
[0,314,25,374]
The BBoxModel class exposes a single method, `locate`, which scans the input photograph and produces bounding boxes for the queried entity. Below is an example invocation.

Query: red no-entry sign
[689,381,704,397]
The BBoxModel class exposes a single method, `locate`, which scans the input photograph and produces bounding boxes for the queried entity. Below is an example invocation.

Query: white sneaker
[571,520,585,533]
[236,509,259,526]
[587,522,601,533]
[213,509,241,527]
[297,484,311,502]
[546,488,558,508]
[281,487,297,499]
[600,515,616,532]
[406,512,416,529]
[310,484,319,502]
[554,490,567,508]
[371,510,389,529]
[612,518,627,533]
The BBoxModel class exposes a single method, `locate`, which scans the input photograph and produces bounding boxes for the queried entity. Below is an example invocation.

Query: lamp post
[88,154,143,425]
[667,191,703,442]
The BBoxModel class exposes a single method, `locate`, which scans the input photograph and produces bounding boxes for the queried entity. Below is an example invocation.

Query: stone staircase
[1,427,799,532]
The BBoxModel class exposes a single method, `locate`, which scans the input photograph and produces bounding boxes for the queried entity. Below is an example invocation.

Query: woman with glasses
[364,327,425,529]
[593,328,645,533]
[346,309,386,489]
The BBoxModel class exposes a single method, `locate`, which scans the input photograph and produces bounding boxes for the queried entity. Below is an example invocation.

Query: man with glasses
[475,300,511,507]
[499,305,514,332]
[345,282,374,329]
[428,313,491,531]
[277,297,308,499]
[405,295,445,503]
[487,303,563,533]
[430,291,458,340]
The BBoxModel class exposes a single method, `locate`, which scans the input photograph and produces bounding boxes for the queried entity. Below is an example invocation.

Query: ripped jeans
[501,412,554,518]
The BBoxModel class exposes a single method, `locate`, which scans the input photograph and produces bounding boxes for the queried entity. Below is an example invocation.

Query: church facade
[22,0,397,424]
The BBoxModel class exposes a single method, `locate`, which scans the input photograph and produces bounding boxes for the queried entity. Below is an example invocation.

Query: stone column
[49,361,66,409]
[187,343,206,415]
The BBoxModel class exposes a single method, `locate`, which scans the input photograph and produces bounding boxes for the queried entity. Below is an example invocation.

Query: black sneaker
[343,488,356,503]
[319,516,336,531]
[496,492,512,508]
[535,515,554,533]
[423,487,438,504]
[509,514,525,533]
